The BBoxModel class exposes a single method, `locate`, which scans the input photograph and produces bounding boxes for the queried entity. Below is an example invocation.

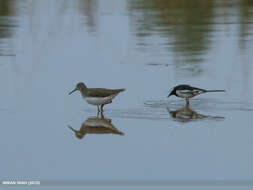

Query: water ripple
[145,98,253,112]
[81,98,252,122]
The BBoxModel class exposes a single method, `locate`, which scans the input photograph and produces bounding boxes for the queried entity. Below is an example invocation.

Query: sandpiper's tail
[116,131,125,136]
[206,90,226,93]
[115,89,126,93]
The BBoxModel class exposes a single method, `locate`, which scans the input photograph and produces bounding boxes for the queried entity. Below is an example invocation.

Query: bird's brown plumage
[87,88,125,98]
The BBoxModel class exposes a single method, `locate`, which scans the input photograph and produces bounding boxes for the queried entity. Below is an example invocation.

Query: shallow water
[0,0,253,189]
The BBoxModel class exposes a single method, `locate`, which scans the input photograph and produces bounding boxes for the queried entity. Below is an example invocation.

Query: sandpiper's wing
[87,88,125,97]
[85,126,124,135]
[83,117,124,135]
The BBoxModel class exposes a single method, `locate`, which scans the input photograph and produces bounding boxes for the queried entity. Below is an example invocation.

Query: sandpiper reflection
[68,113,124,139]
[167,102,224,122]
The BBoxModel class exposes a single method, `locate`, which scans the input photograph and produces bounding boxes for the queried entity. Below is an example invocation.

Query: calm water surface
[0,0,253,189]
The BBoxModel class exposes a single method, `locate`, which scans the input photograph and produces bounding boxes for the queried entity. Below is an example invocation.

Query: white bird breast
[176,90,194,98]
[84,95,115,105]
[176,89,202,98]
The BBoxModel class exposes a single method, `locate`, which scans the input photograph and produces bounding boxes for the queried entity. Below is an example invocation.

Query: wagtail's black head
[168,85,192,97]
[168,87,176,97]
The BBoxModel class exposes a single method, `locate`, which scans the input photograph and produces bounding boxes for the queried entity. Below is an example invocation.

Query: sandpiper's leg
[97,105,100,113]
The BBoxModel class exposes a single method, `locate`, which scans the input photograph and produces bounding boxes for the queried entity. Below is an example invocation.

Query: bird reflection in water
[167,102,224,122]
[68,113,124,139]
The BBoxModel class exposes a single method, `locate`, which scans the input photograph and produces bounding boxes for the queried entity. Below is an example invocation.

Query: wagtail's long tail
[205,90,226,93]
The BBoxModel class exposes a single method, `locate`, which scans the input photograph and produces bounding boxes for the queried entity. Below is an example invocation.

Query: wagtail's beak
[168,88,174,97]
[69,88,77,95]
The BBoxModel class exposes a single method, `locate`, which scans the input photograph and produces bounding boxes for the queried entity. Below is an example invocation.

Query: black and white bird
[168,84,225,104]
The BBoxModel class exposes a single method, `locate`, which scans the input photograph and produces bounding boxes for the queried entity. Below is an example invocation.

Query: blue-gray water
[0,0,253,189]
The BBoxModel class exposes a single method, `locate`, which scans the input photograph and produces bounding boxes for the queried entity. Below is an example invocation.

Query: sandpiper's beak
[69,88,77,95]
[68,126,84,139]
[68,125,78,133]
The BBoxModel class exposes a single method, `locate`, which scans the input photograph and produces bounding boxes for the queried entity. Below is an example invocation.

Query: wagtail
[168,84,225,104]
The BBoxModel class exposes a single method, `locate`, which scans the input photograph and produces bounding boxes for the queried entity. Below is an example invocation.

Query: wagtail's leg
[100,111,105,119]
[100,104,105,112]
[97,105,100,113]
